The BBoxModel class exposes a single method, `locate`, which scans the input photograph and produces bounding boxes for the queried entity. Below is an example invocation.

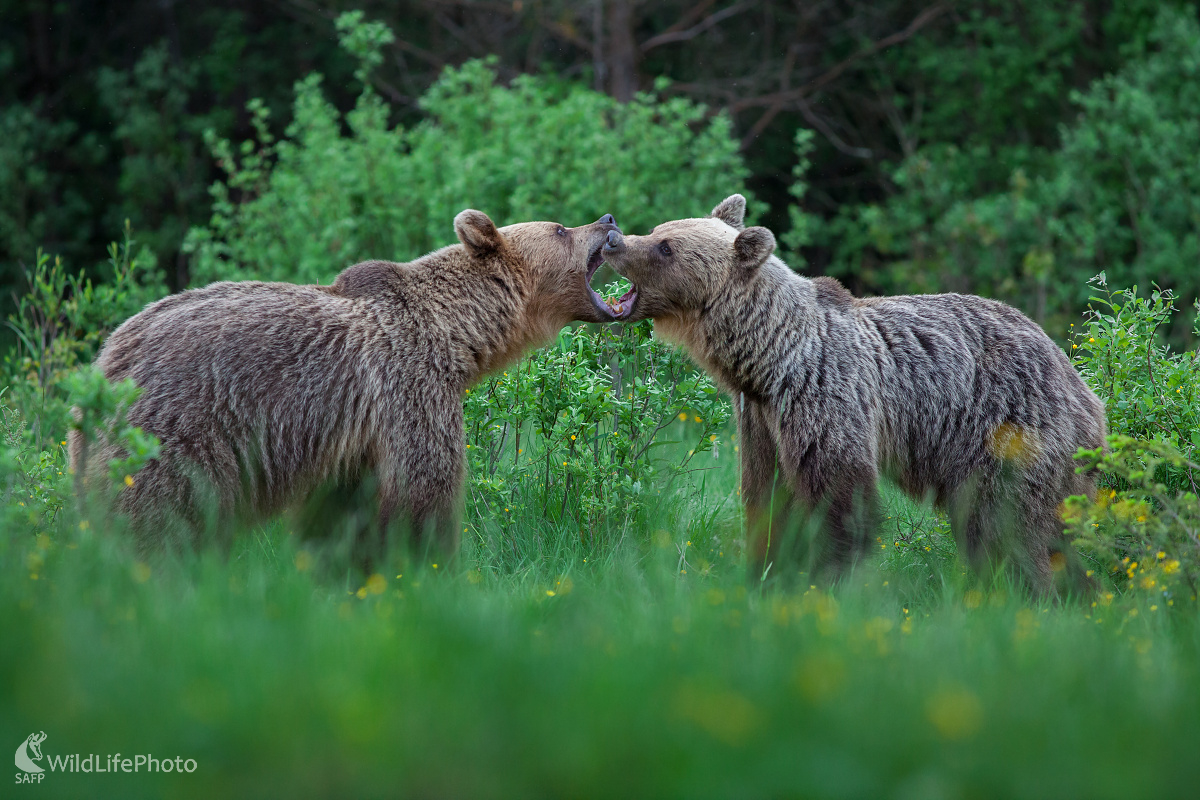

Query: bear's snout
[597,213,616,227]
[603,229,624,252]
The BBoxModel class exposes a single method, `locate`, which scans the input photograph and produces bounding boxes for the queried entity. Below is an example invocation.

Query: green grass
[3,442,1200,799]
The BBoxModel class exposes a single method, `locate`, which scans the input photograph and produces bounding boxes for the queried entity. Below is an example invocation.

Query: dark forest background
[2,0,1197,339]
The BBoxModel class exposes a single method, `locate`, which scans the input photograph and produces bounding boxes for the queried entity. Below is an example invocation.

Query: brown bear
[70,210,623,559]
[600,195,1107,591]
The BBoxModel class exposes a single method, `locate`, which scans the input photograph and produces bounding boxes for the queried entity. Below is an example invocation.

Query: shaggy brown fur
[601,195,1107,590]
[70,211,622,558]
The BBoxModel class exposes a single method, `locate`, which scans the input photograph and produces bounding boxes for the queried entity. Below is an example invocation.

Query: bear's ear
[733,226,775,272]
[454,209,502,257]
[710,194,746,230]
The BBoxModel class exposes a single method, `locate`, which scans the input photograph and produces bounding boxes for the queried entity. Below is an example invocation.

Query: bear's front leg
[737,394,792,578]
[778,418,882,576]
[377,397,466,563]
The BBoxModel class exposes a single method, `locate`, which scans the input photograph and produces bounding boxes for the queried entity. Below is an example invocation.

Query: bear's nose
[598,213,616,226]
[603,229,624,250]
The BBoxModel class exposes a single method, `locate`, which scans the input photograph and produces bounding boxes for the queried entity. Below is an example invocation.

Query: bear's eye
[556,226,567,237]
[658,241,673,257]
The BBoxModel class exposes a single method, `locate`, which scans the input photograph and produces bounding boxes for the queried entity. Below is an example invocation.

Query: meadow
[3,266,1199,797]
[4,9,1200,798]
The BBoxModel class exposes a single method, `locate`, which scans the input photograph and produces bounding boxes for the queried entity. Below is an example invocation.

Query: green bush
[465,297,730,567]
[95,43,218,275]
[185,13,750,286]
[1066,274,1200,599]
[2,224,166,447]
[824,5,1200,336]
[1072,274,1200,462]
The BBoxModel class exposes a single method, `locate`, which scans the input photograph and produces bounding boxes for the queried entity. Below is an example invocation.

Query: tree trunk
[607,0,638,102]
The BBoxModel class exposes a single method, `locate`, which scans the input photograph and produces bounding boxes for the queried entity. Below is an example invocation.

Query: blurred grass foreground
[4,476,1200,798]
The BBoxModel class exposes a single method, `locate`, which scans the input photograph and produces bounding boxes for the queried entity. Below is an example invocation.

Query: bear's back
[99,281,369,388]
[852,292,1105,490]
[94,281,400,495]
[859,293,1084,409]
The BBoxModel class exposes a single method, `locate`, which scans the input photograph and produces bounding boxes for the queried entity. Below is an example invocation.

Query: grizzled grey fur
[602,195,1106,589]
[70,210,621,557]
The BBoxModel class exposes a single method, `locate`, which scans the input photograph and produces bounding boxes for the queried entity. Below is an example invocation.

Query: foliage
[65,365,161,489]
[5,482,1200,797]
[95,43,219,282]
[2,224,166,446]
[0,390,68,533]
[826,5,1200,336]
[1065,438,1199,607]
[1072,274,1200,462]
[2,0,1193,336]
[1065,274,1200,598]
[0,104,97,281]
[465,299,730,566]
[185,14,749,285]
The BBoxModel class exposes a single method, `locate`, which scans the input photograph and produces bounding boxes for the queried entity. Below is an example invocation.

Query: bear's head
[453,210,627,324]
[599,194,775,325]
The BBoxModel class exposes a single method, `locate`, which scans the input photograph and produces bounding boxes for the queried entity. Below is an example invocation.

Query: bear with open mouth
[71,210,623,562]
[601,195,1105,592]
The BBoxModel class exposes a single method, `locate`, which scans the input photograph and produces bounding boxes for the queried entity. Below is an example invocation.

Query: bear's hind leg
[949,468,1066,595]
[377,400,466,565]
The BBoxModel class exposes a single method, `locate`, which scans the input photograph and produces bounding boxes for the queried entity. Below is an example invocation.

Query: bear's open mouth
[586,243,638,320]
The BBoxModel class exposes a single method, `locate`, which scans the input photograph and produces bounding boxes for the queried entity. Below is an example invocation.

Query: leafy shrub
[1073,274,1200,463]
[185,12,750,285]
[3,224,166,446]
[95,43,217,278]
[1065,439,1198,605]
[465,295,730,562]
[0,391,69,533]
[65,365,161,492]
[0,225,165,538]
[1066,274,1200,599]
[823,6,1200,334]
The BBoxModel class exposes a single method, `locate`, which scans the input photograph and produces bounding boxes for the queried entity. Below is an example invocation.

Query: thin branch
[792,95,873,157]
[640,1,755,52]
[537,18,596,54]
[658,0,719,37]
[740,102,784,147]
[435,11,486,55]
[729,3,952,114]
